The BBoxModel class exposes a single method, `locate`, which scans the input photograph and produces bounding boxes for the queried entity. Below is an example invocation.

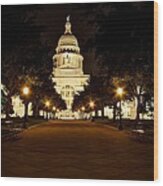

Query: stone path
[1,120,154,180]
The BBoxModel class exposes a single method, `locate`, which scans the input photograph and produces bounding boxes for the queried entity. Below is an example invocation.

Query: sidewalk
[1,120,154,180]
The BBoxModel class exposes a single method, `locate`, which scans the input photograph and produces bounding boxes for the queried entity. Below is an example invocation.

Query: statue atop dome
[66,15,70,22]
[65,15,72,34]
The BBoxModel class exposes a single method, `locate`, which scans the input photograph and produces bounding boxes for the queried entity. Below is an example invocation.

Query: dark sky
[1,2,154,74]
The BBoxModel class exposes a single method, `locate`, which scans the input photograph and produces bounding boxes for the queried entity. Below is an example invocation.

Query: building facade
[1,84,32,118]
[52,16,89,118]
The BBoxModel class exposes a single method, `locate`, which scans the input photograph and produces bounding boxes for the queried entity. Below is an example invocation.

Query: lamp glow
[116,87,123,96]
[45,101,50,107]
[89,101,95,109]
[22,86,30,95]
[81,106,85,111]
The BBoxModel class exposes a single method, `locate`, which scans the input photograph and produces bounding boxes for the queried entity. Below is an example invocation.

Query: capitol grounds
[1,3,154,180]
[1,116,154,180]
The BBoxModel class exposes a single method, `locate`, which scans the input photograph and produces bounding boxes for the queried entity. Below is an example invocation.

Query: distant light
[53,106,56,111]
[45,101,50,107]
[89,101,95,109]
[116,87,123,96]
[22,86,30,95]
[81,106,85,111]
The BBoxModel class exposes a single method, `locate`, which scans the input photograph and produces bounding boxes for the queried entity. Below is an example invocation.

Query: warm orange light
[89,101,95,109]
[53,106,56,111]
[116,87,123,96]
[22,86,30,95]
[45,101,50,107]
[81,106,85,111]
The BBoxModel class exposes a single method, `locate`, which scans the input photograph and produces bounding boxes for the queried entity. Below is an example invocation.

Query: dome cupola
[56,16,80,53]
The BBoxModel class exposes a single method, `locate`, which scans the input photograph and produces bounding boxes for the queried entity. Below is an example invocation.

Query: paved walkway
[1,120,154,180]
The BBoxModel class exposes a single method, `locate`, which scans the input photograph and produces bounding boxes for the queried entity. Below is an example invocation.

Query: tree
[73,75,107,117]
[82,2,154,122]
[1,5,44,118]
[123,61,153,124]
[1,6,66,119]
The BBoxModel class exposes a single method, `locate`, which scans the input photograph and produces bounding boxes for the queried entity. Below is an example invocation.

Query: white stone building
[11,96,33,118]
[92,98,153,120]
[52,16,90,118]
[1,84,32,118]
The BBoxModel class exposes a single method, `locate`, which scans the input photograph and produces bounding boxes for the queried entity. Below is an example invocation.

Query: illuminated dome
[56,16,80,53]
[52,16,90,113]
[58,34,78,47]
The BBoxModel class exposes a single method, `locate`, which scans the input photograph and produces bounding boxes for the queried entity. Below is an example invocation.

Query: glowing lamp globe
[116,87,123,96]
[89,101,95,109]
[81,106,85,111]
[23,86,30,95]
[45,101,50,107]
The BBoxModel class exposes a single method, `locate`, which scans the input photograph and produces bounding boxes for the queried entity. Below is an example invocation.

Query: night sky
[1,2,154,74]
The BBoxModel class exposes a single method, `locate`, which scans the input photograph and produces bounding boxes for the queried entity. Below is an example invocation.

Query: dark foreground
[1,120,154,180]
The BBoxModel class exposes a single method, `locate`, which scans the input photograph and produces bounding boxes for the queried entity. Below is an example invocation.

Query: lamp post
[116,87,124,130]
[81,106,85,119]
[45,100,50,120]
[81,106,85,112]
[89,101,95,121]
[52,106,56,119]
[22,86,30,128]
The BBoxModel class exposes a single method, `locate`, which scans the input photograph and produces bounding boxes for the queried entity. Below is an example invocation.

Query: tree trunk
[24,102,29,121]
[113,103,117,122]
[5,96,11,119]
[101,104,104,119]
[43,110,46,119]
[5,105,10,119]
[33,100,39,118]
[136,95,140,121]
[101,108,104,119]
[35,103,39,118]
[23,101,29,128]
[135,95,140,129]
[101,102,105,119]
[95,109,98,117]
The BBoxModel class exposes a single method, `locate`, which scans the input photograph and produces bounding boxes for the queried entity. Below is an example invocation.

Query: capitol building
[52,16,90,119]
[51,16,153,120]
[1,17,153,121]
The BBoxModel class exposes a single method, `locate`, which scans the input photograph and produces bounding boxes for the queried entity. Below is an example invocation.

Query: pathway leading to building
[1,120,154,180]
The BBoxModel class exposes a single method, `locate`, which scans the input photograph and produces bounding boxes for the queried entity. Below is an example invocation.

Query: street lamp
[81,106,85,112]
[23,87,30,95]
[116,87,123,96]
[52,106,56,119]
[22,86,30,128]
[45,100,50,120]
[81,106,85,120]
[53,106,56,111]
[45,100,50,107]
[89,100,95,121]
[116,87,124,130]
[89,101,95,109]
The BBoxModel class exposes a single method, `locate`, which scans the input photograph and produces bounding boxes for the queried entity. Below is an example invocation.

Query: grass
[1,117,46,128]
